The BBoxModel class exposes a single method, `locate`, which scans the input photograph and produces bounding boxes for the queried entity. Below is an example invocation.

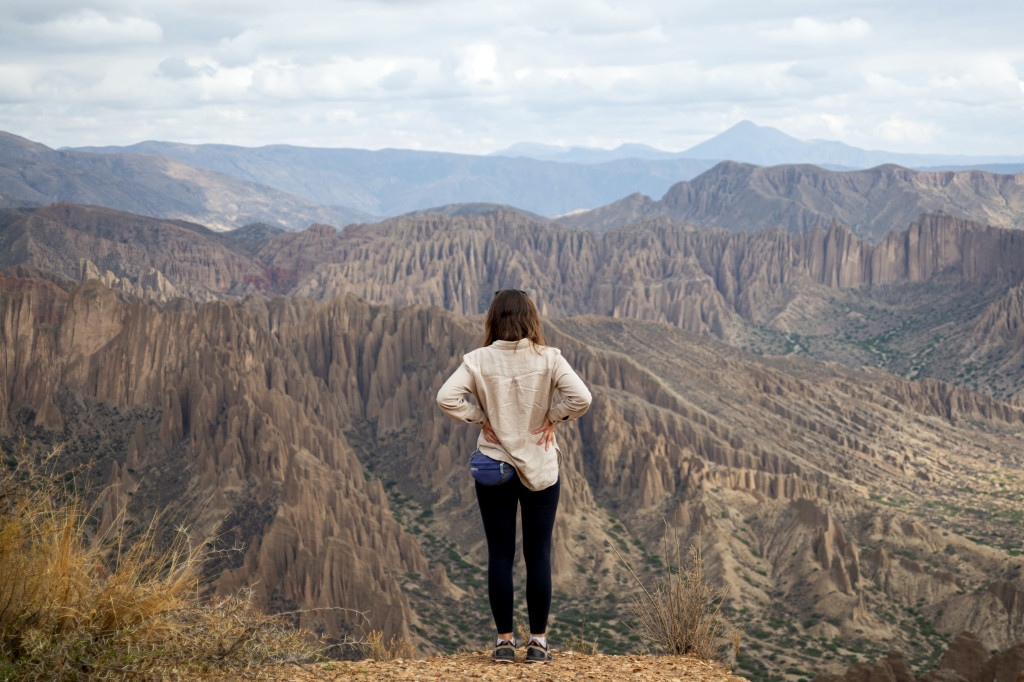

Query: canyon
[5,203,1024,401]
[2,200,1024,678]
[3,130,1024,679]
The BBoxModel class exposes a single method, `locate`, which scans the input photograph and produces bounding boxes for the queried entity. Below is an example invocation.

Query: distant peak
[716,120,793,140]
[491,142,566,157]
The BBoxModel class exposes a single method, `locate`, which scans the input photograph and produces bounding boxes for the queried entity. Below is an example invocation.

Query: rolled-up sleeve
[436,361,487,425]
[546,354,592,424]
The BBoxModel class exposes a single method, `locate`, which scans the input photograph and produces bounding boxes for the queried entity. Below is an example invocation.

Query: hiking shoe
[492,638,515,664]
[524,639,551,664]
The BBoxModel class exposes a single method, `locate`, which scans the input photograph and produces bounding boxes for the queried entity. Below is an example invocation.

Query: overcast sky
[1,0,1023,156]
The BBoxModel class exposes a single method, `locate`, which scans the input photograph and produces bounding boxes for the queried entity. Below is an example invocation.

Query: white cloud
[25,9,163,46]
[876,115,942,147]
[1,0,1023,156]
[929,58,1024,104]
[215,30,264,69]
[455,43,500,87]
[762,16,871,46]
[158,57,214,80]
[379,68,417,91]
[820,114,850,138]
[0,65,34,102]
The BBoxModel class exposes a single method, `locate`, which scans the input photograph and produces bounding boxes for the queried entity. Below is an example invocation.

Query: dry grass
[515,617,530,647]
[560,622,599,655]
[358,629,417,662]
[611,528,738,663]
[0,443,322,680]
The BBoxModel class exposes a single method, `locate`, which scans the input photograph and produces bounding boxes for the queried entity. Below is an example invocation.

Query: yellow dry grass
[358,629,417,662]
[0,443,321,680]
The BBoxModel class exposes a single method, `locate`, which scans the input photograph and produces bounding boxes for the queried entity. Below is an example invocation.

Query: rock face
[264,211,1024,398]
[940,632,992,681]
[819,652,916,682]
[8,201,1024,400]
[561,161,1024,243]
[0,277,434,638]
[2,271,1024,676]
[8,202,1024,338]
[268,212,1024,319]
[0,203,265,300]
[818,631,1024,682]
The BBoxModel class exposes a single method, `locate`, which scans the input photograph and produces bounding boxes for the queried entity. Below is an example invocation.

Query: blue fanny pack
[470,450,515,486]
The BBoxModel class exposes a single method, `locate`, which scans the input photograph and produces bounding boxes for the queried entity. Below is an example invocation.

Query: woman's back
[437,338,590,490]
[435,288,591,662]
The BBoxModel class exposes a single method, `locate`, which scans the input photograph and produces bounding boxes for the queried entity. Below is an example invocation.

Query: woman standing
[436,289,592,664]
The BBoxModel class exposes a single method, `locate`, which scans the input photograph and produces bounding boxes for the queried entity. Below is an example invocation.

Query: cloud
[512,0,657,37]
[158,57,214,80]
[0,0,1022,156]
[928,58,1024,105]
[455,43,500,86]
[215,30,264,69]
[0,65,34,102]
[25,9,163,46]
[379,68,418,92]
[762,16,871,46]
[876,115,942,147]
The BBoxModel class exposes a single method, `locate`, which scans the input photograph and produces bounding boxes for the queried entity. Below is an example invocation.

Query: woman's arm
[436,362,487,425]
[546,353,592,424]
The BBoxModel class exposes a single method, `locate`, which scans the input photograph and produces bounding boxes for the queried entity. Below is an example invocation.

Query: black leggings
[475,472,560,635]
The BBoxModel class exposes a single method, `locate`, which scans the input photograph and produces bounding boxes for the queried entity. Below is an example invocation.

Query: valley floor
[249,651,747,680]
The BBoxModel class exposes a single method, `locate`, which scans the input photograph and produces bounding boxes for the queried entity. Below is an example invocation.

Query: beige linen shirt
[436,339,592,491]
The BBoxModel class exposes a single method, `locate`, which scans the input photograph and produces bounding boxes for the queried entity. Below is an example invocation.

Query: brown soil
[258,651,748,680]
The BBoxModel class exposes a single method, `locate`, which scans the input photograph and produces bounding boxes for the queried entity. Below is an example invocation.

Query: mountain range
[4,121,1024,679]
[2,128,1023,245]
[67,137,716,218]
[492,120,1024,172]
[67,122,1024,221]
[0,131,371,232]
[561,161,1024,242]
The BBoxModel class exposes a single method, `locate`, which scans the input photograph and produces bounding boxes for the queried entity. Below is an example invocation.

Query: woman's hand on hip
[532,417,555,451]
[482,422,501,444]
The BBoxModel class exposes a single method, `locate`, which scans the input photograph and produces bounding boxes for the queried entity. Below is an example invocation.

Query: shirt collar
[491,339,527,350]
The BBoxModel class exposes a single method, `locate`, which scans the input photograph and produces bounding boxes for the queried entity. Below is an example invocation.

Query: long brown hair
[484,290,546,349]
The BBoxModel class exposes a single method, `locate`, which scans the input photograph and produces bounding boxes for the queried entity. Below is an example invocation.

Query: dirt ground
[253,650,749,680]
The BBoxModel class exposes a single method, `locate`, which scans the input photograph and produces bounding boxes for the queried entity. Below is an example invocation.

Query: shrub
[0,443,321,679]
[358,629,416,661]
[559,621,599,655]
[612,528,738,662]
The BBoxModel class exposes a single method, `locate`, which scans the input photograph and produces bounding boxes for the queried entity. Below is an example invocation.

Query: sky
[1,0,1023,156]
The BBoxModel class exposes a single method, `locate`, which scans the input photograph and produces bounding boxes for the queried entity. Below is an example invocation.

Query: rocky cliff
[0,203,269,302]
[0,276,434,638]
[7,202,1024,400]
[2,271,1023,677]
[561,162,1024,243]
[815,631,1024,682]
[11,202,1024,323]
